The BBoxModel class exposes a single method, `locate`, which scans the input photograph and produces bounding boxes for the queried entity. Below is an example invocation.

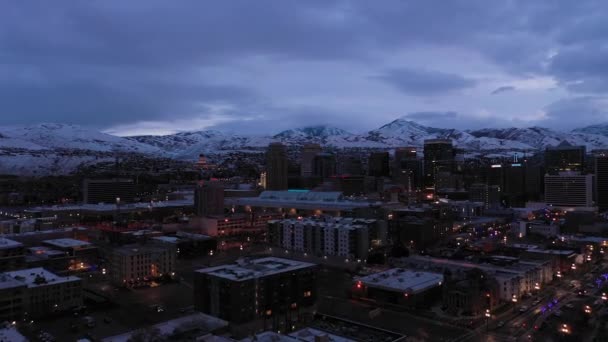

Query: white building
[404,256,553,302]
[109,244,176,287]
[268,217,387,260]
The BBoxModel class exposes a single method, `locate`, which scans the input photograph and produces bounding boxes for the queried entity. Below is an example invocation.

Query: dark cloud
[375,69,476,95]
[541,97,608,130]
[405,111,458,120]
[491,86,516,95]
[548,45,608,93]
[0,1,607,133]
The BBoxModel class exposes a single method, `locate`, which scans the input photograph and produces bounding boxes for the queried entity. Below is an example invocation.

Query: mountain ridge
[1,120,607,175]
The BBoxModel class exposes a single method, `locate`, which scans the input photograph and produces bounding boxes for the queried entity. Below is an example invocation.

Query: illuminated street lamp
[485,309,491,318]
[560,324,571,334]
[584,305,592,314]
[557,271,562,278]
[602,292,607,301]
[571,263,577,270]
[512,294,518,303]
[534,282,540,290]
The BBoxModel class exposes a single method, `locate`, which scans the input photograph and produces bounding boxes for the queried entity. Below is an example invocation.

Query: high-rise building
[423,139,454,188]
[394,147,421,191]
[504,163,526,207]
[368,152,390,177]
[266,143,289,191]
[83,178,135,204]
[596,155,608,211]
[544,172,594,207]
[339,156,364,175]
[300,144,322,177]
[469,183,501,209]
[545,142,586,175]
[194,181,225,216]
[312,153,336,179]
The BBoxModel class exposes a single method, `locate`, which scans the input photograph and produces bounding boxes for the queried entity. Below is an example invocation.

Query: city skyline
[0,1,607,136]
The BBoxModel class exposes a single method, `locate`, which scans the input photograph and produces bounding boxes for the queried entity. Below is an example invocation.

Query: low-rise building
[3,267,82,318]
[109,243,176,287]
[352,268,443,308]
[268,217,387,261]
[0,238,25,271]
[402,256,553,302]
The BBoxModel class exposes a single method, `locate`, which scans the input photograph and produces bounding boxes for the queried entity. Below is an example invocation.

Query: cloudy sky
[1,1,607,136]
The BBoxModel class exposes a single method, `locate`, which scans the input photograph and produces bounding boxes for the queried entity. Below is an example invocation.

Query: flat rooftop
[5,267,80,288]
[240,332,298,342]
[0,273,27,290]
[0,237,22,250]
[405,256,547,278]
[112,244,173,256]
[290,328,357,342]
[43,238,92,249]
[152,236,180,244]
[355,268,443,294]
[0,326,27,342]
[196,257,316,282]
[102,313,228,342]
[228,191,377,211]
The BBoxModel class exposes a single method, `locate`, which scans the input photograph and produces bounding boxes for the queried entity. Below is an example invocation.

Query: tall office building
[545,143,586,175]
[544,172,594,207]
[266,143,289,191]
[368,152,390,177]
[194,181,225,216]
[596,155,608,211]
[394,147,421,190]
[504,163,526,207]
[423,139,454,188]
[300,144,322,177]
[339,156,364,175]
[83,178,135,204]
[312,153,336,179]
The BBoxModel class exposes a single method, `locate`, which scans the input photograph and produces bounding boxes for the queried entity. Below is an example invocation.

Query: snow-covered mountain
[572,123,608,137]
[1,119,608,175]
[469,126,608,150]
[0,123,163,175]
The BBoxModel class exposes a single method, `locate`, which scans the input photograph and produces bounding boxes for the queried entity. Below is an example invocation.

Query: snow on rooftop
[43,238,91,249]
[102,313,228,342]
[197,257,316,281]
[0,325,27,342]
[152,236,180,244]
[290,328,357,342]
[0,237,22,250]
[5,267,80,288]
[0,273,26,290]
[240,332,298,342]
[356,268,443,294]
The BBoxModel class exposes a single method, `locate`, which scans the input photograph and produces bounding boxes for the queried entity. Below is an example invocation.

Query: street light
[584,305,592,314]
[571,263,577,270]
[557,271,562,278]
[602,292,607,301]
[560,324,571,334]
[534,282,540,290]
[512,294,518,303]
